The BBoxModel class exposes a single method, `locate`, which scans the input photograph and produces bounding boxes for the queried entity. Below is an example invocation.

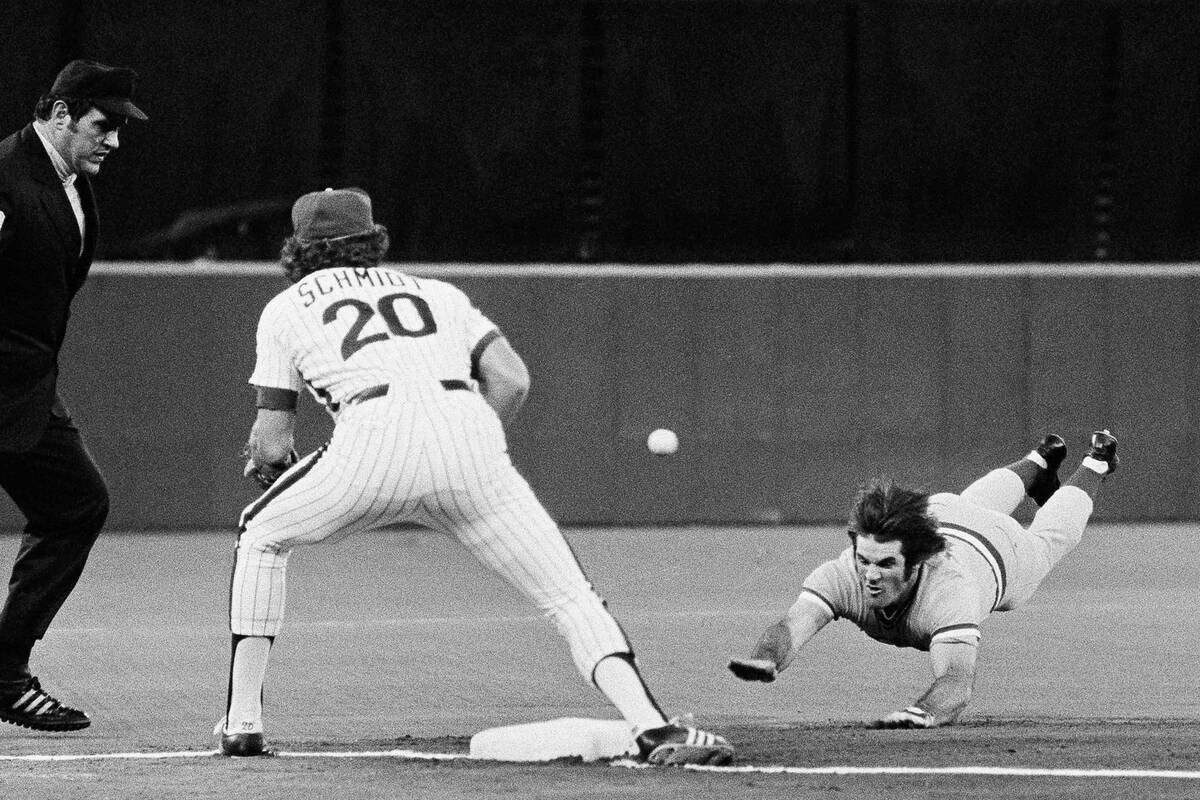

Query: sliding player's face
[853,536,916,609]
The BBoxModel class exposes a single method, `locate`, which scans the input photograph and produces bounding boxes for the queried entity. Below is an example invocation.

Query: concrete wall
[0,262,1191,531]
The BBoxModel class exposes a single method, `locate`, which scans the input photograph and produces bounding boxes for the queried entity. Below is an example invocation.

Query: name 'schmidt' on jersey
[250,266,497,411]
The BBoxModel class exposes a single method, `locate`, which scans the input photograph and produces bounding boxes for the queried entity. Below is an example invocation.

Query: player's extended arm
[476,336,530,425]
[871,637,978,728]
[728,594,834,682]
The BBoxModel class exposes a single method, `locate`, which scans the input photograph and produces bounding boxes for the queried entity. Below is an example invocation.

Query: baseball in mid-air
[647,428,679,456]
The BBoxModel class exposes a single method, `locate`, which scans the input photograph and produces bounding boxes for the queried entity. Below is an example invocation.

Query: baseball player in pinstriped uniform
[218,188,733,765]
[729,430,1119,728]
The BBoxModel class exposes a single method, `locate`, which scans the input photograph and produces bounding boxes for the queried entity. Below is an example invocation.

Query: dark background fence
[0,263,1186,531]
[3,1,1199,264]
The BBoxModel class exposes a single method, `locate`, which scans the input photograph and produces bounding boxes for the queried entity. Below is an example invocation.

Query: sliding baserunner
[730,430,1118,727]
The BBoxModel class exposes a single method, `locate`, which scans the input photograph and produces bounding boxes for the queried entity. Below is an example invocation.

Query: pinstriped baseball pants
[230,388,631,680]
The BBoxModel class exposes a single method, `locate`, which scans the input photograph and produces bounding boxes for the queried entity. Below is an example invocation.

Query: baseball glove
[242,448,299,490]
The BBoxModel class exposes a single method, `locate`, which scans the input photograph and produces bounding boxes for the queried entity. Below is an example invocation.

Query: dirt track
[0,524,1194,798]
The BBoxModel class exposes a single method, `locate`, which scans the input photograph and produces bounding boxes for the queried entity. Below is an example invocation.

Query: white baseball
[647,428,679,456]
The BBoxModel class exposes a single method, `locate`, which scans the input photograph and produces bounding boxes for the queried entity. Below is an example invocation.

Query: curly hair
[846,477,944,577]
[279,225,390,283]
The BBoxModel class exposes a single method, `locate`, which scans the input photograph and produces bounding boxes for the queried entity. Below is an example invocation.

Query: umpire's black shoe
[219,731,274,757]
[0,677,90,732]
[1027,433,1067,506]
[1087,429,1119,475]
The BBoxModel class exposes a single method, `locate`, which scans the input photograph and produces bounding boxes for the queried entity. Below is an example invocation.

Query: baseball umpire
[0,60,147,731]
[218,187,733,765]
[729,430,1118,728]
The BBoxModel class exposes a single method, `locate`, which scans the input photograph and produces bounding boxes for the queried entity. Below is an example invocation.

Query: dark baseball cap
[292,188,375,241]
[49,59,148,121]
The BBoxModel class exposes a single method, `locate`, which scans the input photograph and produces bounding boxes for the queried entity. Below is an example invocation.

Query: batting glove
[728,658,778,683]
[869,706,935,729]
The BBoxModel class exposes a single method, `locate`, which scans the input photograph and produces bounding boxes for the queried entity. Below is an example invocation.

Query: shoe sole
[218,748,275,758]
[0,711,90,732]
[647,743,735,766]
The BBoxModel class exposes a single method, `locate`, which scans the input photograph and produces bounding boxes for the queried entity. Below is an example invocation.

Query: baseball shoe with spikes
[1087,429,1119,475]
[0,677,90,732]
[1027,433,1067,506]
[214,716,274,757]
[635,719,734,766]
[219,731,273,757]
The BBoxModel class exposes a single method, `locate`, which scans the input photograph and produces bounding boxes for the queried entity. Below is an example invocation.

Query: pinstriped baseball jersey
[231,265,632,680]
[250,266,499,413]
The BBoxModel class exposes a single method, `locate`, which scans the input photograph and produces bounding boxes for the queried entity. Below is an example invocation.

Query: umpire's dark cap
[50,59,148,121]
[292,188,375,241]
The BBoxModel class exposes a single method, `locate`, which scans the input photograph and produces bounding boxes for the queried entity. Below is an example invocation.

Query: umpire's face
[61,107,123,176]
[853,536,917,610]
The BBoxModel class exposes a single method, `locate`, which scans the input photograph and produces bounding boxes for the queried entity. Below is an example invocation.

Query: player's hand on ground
[868,706,935,729]
[728,658,778,683]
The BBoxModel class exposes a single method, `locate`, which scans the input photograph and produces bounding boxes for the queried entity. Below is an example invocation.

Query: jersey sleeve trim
[799,587,837,619]
[470,328,503,380]
[930,623,981,644]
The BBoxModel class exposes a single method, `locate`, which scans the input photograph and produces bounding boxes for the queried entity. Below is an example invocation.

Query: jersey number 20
[323,293,438,360]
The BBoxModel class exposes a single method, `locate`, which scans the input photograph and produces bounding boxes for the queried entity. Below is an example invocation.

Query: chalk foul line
[2,750,1199,779]
[610,759,1200,780]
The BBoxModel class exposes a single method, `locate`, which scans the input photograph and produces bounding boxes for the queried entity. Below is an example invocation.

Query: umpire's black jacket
[0,123,98,452]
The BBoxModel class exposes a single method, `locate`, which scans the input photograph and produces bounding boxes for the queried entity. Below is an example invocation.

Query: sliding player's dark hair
[847,477,944,577]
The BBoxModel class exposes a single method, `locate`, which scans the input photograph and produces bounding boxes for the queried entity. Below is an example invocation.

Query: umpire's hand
[728,658,778,683]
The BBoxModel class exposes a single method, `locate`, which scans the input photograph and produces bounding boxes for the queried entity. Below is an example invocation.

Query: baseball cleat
[219,731,274,757]
[1086,429,1119,474]
[1027,433,1067,506]
[0,677,90,732]
[636,721,734,766]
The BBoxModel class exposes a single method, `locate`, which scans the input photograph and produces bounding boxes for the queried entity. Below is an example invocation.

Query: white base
[469,717,639,762]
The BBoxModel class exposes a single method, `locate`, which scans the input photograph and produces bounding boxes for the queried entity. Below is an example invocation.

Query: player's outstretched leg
[1002,430,1117,610]
[218,635,275,757]
[1006,433,1068,506]
[958,433,1064,513]
[1063,429,1118,498]
[591,653,735,766]
[440,470,735,766]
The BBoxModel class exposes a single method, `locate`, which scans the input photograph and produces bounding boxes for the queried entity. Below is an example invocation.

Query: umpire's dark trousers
[0,408,108,669]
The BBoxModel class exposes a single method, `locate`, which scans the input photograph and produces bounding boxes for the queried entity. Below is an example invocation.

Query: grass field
[0,522,1195,799]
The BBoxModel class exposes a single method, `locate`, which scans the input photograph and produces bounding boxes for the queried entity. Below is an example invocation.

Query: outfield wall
[0,262,1192,531]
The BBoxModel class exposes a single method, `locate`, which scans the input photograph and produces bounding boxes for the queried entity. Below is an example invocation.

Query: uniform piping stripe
[238,444,328,532]
[939,522,1006,611]
[931,623,982,642]
[470,329,502,381]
